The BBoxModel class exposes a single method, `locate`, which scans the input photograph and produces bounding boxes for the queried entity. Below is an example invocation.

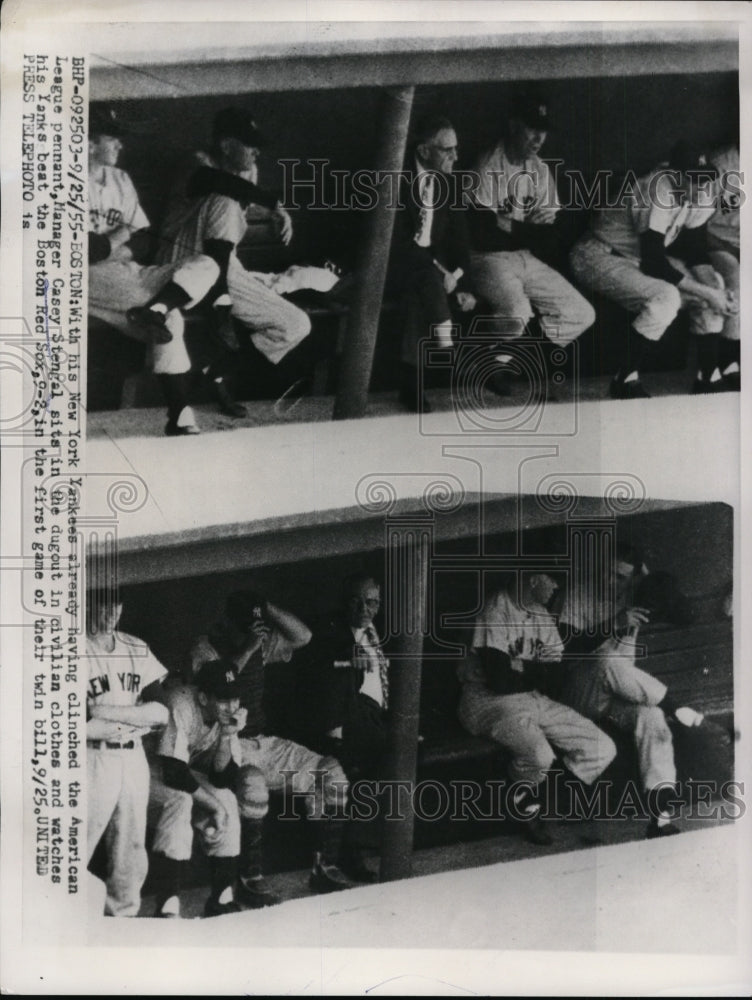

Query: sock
[647,785,678,822]
[616,327,650,382]
[157,373,191,425]
[718,338,740,375]
[696,334,721,381]
[151,854,185,912]
[208,856,238,904]
[150,280,191,312]
[240,818,265,883]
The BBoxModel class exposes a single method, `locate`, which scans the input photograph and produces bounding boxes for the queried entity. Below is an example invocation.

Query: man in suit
[297,573,390,881]
[390,115,477,413]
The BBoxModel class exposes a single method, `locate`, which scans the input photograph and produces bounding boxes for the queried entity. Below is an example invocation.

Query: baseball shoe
[212,377,247,418]
[722,371,740,391]
[340,853,379,884]
[646,821,681,839]
[398,383,432,414]
[126,306,173,345]
[609,376,650,400]
[309,861,354,894]
[236,876,282,909]
[154,895,181,918]
[486,368,513,398]
[691,377,727,394]
[204,897,242,917]
[521,816,553,847]
[165,406,200,436]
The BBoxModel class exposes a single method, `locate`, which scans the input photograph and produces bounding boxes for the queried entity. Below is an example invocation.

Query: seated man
[569,140,739,397]
[149,658,352,917]
[159,107,339,410]
[297,573,390,882]
[389,114,477,413]
[459,573,616,845]
[87,105,220,435]
[86,590,169,917]
[466,90,595,397]
[706,143,740,389]
[556,545,708,837]
[161,589,350,912]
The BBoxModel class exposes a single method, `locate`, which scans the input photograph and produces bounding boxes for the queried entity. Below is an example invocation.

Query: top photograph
[84,20,740,439]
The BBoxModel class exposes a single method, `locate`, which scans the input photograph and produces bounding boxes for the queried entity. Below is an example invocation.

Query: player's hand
[702,285,731,315]
[274,204,293,245]
[443,270,459,294]
[527,206,557,225]
[203,804,230,844]
[455,291,477,313]
[618,607,651,629]
[723,290,739,316]
[218,706,247,737]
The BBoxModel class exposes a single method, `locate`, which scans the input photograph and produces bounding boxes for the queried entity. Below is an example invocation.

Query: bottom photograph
[84,493,737,950]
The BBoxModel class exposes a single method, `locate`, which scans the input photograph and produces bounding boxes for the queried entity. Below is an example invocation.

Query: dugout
[88,22,739,418]
[91,492,735,877]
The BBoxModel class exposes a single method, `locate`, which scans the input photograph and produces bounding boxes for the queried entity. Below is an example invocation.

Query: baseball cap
[213,107,264,148]
[511,91,554,131]
[668,140,718,179]
[196,659,242,699]
[90,104,128,139]
[226,589,267,631]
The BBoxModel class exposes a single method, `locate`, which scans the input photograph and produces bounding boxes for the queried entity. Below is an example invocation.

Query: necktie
[414,173,435,248]
[363,625,389,710]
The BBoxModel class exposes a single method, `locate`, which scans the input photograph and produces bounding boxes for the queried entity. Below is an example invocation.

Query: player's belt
[87,739,137,750]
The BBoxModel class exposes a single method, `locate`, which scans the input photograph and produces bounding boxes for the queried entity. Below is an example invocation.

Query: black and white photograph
[0,1,749,994]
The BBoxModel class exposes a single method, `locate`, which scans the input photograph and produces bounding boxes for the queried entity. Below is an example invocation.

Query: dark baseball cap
[668,140,718,179]
[226,589,266,630]
[213,107,264,148]
[511,91,554,131]
[196,659,242,699]
[90,104,128,139]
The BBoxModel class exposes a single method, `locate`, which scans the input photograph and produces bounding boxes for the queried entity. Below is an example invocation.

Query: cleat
[213,378,247,418]
[486,369,513,398]
[203,897,242,917]
[236,876,282,909]
[521,816,553,846]
[722,371,740,392]
[691,378,726,395]
[646,821,681,839]
[126,306,173,345]
[309,862,354,894]
[165,406,200,436]
[609,376,650,400]
[398,385,432,414]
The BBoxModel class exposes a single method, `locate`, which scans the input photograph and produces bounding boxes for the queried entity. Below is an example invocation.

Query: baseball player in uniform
[148,593,351,917]
[88,105,220,435]
[556,546,707,837]
[569,141,739,397]
[707,144,741,389]
[466,91,595,396]
[86,591,168,916]
[158,108,318,388]
[458,573,616,844]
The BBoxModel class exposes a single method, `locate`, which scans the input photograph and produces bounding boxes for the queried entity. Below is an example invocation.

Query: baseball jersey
[592,166,716,261]
[470,140,560,234]
[161,192,247,266]
[708,146,740,252]
[459,589,563,687]
[157,682,242,772]
[86,631,167,734]
[89,166,149,236]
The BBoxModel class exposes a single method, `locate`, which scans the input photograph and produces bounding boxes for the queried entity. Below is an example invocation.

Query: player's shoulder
[163,680,200,710]
[103,164,137,189]
[113,630,151,654]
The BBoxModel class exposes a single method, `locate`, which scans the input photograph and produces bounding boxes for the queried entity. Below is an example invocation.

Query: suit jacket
[390,164,472,289]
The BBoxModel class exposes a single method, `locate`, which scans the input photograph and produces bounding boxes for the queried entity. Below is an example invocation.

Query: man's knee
[286,304,311,341]
[635,705,672,742]
[235,764,270,820]
[649,283,681,328]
